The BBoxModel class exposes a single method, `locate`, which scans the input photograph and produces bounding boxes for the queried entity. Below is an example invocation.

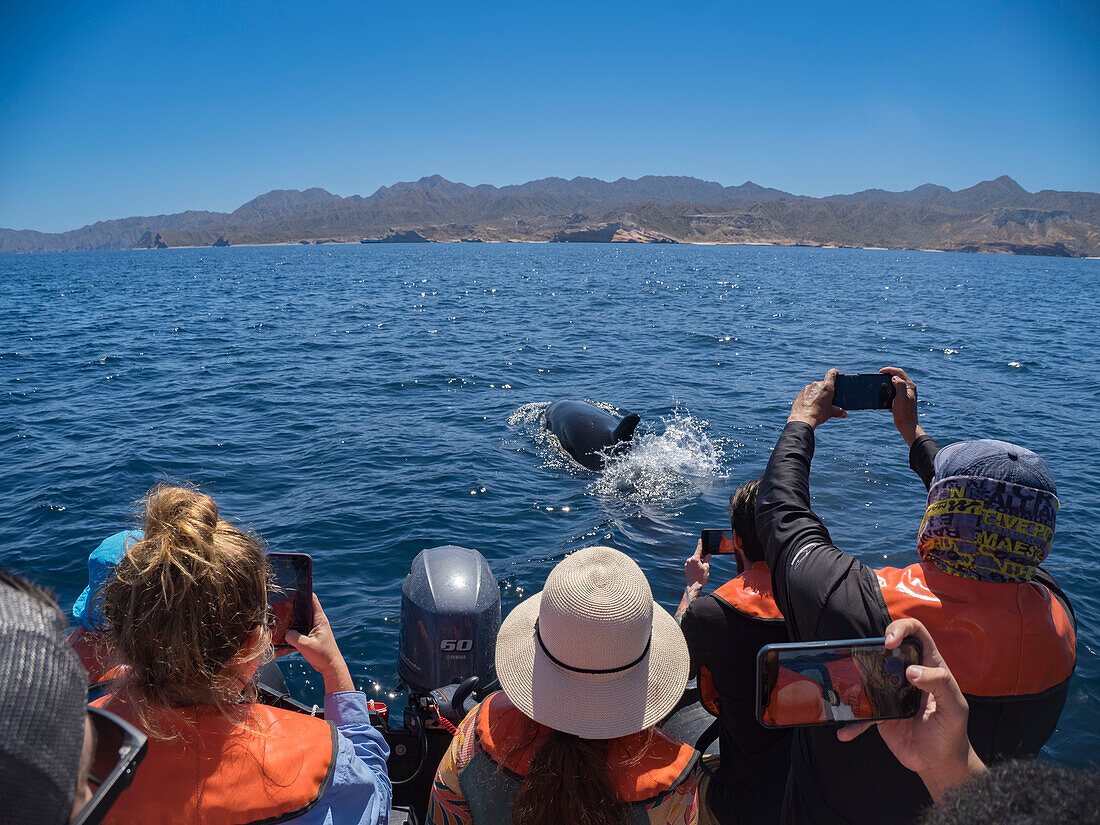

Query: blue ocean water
[1,243,1097,766]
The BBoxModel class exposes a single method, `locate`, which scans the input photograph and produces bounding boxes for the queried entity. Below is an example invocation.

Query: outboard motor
[398,545,500,694]
[381,546,500,824]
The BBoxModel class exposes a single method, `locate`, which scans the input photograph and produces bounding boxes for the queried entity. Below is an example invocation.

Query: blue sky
[1,0,1097,232]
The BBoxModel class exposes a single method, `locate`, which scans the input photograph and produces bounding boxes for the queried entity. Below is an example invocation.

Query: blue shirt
[294,691,392,825]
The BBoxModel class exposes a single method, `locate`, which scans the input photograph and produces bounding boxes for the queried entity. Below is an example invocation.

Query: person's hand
[880,367,926,447]
[684,539,711,590]
[788,369,847,428]
[286,594,355,694]
[836,618,985,803]
[675,540,710,621]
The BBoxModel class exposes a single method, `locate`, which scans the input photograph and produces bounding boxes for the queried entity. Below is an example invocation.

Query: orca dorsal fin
[613,413,641,444]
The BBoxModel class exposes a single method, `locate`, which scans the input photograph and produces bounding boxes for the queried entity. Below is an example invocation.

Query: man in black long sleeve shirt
[756,367,1076,825]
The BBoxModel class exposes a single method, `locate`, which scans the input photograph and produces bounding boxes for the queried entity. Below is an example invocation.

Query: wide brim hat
[495,546,689,740]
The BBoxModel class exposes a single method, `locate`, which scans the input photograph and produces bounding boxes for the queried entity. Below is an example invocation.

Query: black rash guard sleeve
[909,433,940,489]
[756,422,888,642]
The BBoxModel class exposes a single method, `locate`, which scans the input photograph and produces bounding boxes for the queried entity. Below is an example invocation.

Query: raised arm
[880,367,940,489]
[757,370,889,642]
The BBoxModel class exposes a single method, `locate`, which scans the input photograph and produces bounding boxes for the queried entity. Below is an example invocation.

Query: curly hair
[919,759,1100,825]
[101,484,271,732]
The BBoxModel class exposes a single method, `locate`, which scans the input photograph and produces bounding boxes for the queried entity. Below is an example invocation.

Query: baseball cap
[933,439,1056,495]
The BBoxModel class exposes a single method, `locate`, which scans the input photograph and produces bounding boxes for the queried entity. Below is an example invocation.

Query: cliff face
[3,175,1098,256]
[552,222,678,243]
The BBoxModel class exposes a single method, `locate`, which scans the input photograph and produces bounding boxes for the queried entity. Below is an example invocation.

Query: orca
[543,400,641,471]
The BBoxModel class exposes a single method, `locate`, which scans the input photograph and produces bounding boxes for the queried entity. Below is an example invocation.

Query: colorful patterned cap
[918,471,1059,583]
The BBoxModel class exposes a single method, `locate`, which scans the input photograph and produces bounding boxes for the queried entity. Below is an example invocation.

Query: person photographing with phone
[755,367,1076,825]
[90,484,391,825]
[676,479,791,825]
[840,617,1100,824]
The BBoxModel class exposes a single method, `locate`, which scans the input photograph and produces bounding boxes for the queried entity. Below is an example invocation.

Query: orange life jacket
[877,562,1076,697]
[67,628,127,688]
[700,562,784,714]
[473,691,697,805]
[761,667,825,726]
[822,657,872,719]
[92,693,337,825]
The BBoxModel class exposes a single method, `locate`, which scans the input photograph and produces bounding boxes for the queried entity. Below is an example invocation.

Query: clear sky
[1,0,1097,232]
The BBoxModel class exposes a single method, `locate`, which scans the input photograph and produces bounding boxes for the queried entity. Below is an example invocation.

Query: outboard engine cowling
[398,545,500,694]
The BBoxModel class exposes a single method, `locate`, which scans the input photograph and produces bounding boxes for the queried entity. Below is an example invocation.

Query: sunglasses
[71,707,148,825]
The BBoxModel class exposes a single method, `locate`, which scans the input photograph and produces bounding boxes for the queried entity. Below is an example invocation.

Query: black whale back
[543,400,640,470]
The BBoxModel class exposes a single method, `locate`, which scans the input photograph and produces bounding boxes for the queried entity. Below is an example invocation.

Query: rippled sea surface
[2,244,1098,765]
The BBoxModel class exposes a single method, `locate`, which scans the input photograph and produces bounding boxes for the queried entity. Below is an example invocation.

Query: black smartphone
[833,373,896,411]
[701,528,737,555]
[756,637,922,728]
[268,552,314,650]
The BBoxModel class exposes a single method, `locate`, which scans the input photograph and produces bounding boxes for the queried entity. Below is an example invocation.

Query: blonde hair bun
[103,484,271,719]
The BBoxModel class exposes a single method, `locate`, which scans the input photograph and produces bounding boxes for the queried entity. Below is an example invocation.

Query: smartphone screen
[757,637,921,728]
[701,528,737,555]
[833,373,896,411]
[268,553,314,649]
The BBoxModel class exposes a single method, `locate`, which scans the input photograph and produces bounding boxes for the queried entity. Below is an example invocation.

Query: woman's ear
[226,625,266,688]
[242,626,264,659]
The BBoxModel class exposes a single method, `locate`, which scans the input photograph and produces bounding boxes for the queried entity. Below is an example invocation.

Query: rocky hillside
[2,174,1098,257]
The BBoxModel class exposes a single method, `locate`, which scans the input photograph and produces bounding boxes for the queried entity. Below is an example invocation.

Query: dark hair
[511,729,627,825]
[728,478,764,562]
[919,759,1100,825]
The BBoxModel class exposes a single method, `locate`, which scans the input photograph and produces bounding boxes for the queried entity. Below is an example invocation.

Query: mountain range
[2,174,1098,257]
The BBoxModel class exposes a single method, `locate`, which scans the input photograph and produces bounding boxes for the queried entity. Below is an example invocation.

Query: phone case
[756,637,922,728]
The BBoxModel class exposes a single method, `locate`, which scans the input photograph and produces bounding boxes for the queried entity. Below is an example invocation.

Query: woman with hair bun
[93,484,391,825]
[428,546,699,825]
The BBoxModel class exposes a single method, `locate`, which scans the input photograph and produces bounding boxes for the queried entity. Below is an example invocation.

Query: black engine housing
[398,545,500,695]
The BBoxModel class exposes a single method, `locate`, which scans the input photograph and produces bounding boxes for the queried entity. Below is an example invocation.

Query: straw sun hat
[496,546,689,740]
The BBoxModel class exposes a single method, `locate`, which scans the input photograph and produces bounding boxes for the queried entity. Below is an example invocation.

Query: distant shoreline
[115,239,1099,258]
[3,173,1097,257]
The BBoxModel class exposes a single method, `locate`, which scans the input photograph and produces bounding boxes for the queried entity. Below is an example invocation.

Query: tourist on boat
[838,615,1100,824]
[428,545,699,825]
[676,478,791,825]
[756,367,1076,825]
[90,484,391,825]
[836,616,984,804]
[1,569,146,825]
[915,760,1100,824]
[67,529,141,688]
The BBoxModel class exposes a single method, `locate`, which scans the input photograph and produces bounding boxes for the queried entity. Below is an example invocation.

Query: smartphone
[268,552,314,650]
[833,373,896,411]
[701,528,737,555]
[756,637,922,728]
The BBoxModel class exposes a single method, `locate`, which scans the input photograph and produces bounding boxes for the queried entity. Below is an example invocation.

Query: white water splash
[508,402,724,503]
[592,408,724,503]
